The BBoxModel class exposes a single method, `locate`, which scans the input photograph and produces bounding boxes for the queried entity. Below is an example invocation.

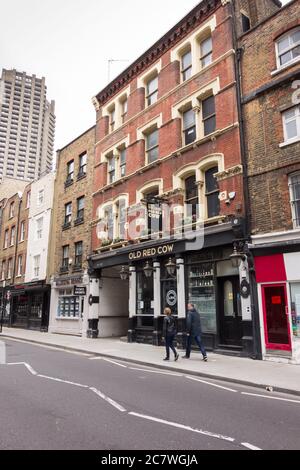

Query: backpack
[166,315,177,335]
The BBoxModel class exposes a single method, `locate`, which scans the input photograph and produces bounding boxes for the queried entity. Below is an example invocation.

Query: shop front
[49,273,89,337]
[90,221,257,357]
[254,248,300,364]
[5,281,50,331]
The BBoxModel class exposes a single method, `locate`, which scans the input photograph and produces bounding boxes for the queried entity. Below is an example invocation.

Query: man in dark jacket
[183,303,207,361]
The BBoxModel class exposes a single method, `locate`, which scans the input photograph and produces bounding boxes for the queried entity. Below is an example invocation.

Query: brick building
[239,0,300,362]
[0,184,31,327]
[48,126,96,337]
[86,0,281,355]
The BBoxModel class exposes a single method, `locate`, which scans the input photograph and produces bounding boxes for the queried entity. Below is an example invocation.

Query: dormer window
[276,28,300,69]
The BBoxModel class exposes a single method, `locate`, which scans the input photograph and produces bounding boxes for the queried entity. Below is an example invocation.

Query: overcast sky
[0,0,291,150]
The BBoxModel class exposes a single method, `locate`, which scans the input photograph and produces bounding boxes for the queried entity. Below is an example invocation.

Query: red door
[262,284,292,352]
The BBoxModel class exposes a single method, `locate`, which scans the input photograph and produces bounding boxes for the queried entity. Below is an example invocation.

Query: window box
[74,217,84,226]
[64,178,74,189]
[62,222,71,231]
[60,266,69,274]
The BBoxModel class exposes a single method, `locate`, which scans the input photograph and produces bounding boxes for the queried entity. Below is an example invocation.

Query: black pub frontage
[0,281,51,331]
[89,219,259,358]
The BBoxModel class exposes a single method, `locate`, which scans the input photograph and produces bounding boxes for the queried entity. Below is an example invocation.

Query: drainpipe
[12,194,22,285]
[230,0,262,359]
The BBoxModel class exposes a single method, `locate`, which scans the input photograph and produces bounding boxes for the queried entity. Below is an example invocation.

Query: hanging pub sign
[74,286,87,296]
[147,204,162,220]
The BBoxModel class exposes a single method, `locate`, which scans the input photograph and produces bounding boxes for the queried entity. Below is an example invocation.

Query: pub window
[108,154,116,184]
[202,96,216,136]
[185,175,199,224]
[146,75,158,107]
[145,129,159,164]
[120,148,127,178]
[182,108,196,145]
[200,36,213,68]
[205,167,220,219]
[181,49,192,82]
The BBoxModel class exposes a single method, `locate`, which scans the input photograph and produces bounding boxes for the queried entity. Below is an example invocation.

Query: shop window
[58,289,80,318]
[290,283,300,337]
[289,172,300,228]
[205,166,220,219]
[187,261,216,333]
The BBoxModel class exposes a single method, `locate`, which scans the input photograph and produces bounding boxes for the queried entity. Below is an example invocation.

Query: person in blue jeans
[183,303,208,362]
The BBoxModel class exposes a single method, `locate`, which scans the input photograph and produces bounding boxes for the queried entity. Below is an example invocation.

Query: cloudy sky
[0,0,291,150]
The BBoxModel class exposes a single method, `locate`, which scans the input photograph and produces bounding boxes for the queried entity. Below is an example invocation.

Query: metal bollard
[0,341,6,364]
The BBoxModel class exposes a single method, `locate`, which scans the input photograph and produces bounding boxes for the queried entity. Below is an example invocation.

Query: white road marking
[241,442,262,451]
[89,356,103,361]
[90,387,127,412]
[37,374,89,388]
[129,367,182,377]
[186,376,238,393]
[102,358,127,368]
[241,392,300,404]
[129,412,235,443]
[7,362,38,376]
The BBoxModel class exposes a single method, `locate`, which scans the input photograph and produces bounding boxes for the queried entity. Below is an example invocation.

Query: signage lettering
[129,244,174,261]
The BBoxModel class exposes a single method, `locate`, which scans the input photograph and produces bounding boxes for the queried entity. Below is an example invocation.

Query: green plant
[101,239,112,247]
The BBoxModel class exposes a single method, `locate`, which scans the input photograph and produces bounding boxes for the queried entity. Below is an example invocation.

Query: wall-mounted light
[120,266,130,281]
[165,258,177,277]
[143,261,155,279]
[230,246,246,269]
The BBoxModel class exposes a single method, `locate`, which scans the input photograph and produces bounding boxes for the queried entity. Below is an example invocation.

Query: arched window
[185,175,199,223]
[205,167,220,219]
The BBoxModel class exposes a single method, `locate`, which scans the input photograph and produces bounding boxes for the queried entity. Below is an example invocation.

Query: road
[0,339,299,450]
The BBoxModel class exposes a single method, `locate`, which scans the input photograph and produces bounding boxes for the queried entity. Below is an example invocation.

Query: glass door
[262,284,291,351]
[136,270,154,327]
[218,276,242,347]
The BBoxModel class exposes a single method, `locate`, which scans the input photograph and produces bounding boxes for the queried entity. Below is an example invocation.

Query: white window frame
[7,258,12,279]
[33,254,41,278]
[102,87,130,133]
[282,105,300,145]
[4,229,9,249]
[37,189,44,207]
[17,255,23,277]
[20,221,25,242]
[1,261,6,281]
[276,27,300,71]
[289,172,300,229]
[36,217,43,240]
[10,226,15,246]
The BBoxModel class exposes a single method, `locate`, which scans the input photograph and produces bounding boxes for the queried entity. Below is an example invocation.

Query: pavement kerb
[1,333,300,398]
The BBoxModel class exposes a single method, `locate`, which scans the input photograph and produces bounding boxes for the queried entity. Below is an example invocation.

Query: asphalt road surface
[0,339,299,450]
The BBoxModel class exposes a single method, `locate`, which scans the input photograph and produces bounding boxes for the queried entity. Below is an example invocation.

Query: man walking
[183,303,208,362]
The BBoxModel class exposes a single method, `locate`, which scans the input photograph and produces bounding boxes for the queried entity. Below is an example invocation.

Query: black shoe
[163,357,170,361]
[182,356,190,359]
[203,356,208,362]
[175,354,179,362]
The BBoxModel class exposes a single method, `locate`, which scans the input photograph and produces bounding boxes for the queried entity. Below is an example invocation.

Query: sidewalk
[1,327,300,396]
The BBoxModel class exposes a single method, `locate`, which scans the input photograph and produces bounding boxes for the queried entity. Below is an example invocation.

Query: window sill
[55,317,80,321]
[64,180,74,189]
[77,173,87,181]
[62,222,72,231]
[279,137,300,148]
[74,218,84,227]
[271,58,300,77]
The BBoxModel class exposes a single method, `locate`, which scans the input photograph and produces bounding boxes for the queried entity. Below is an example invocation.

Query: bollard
[0,341,6,364]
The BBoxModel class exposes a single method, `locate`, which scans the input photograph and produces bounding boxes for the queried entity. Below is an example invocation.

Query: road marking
[129,412,235,443]
[7,362,38,376]
[241,442,262,451]
[102,358,127,368]
[90,387,127,412]
[129,367,182,377]
[186,376,238,393]
[37,374,89,388]
[0,341,6,364]
[241,392,300,404]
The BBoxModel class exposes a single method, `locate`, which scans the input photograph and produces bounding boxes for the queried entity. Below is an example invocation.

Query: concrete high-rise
[0,69,55,181]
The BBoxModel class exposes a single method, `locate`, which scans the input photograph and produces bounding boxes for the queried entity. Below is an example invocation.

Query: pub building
[87,0,265,357]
